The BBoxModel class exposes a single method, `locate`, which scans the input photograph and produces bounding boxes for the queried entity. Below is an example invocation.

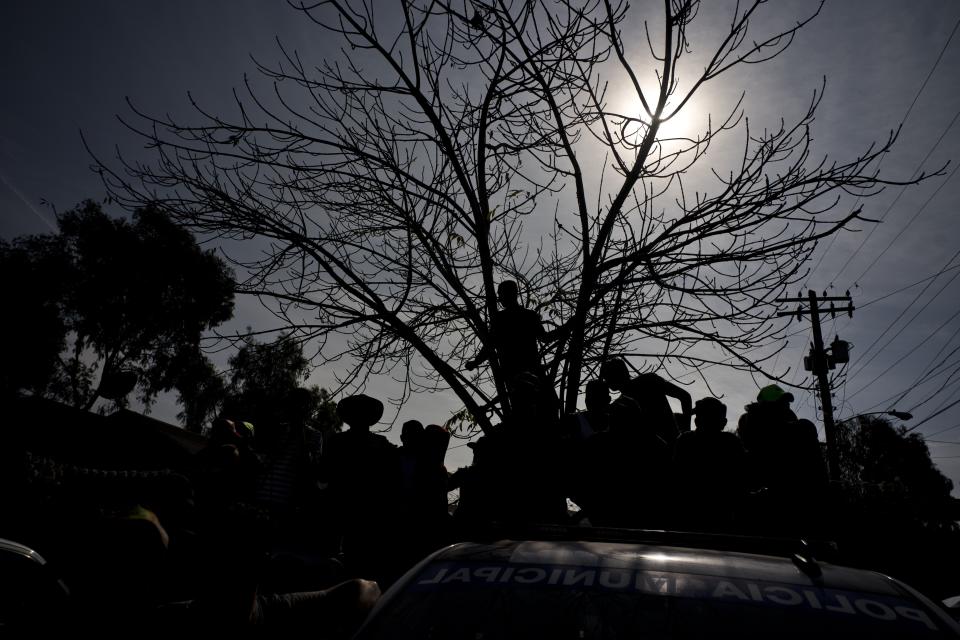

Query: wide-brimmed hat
[337,394,384,427]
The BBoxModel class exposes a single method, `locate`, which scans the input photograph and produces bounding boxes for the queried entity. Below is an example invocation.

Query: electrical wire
[847,247,960,379]
[905,396,960,432]
[923,422,960,439]
[859,262,960,310]
[850,161,960,287]
[825,15,960,286]
[847,304,960,401]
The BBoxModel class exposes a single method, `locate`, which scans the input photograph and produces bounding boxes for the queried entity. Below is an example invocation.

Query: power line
[846,304,960,401]
[905,396,960,432]
[847,247,960,379]
[924,422,960,439]
[850,161,960,286]
[823,15,960,286]
[919,381,960,416]
[888,327,960,410]
[922,377,960,419]
[859,262,960,310]
[862,362,960,415]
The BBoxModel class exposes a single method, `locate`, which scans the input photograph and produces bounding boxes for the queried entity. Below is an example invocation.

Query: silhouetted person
[737,385,827,535]
[579,395,669,527]
[466,280,547,384]
[672,397,747,531]
[599,358,692,444]
[564,379,610,441]
[321,394,399,580]
[453,374,565,528]
[194,417,260,510]
[498,373,567,524]
[397,419,450,560]
[398,419,425,509]
[737,384,798,456]
[416,424,453,544]
[563,380,610,508]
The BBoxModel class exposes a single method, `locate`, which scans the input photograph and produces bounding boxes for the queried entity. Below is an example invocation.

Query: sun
[608,85,706,143]
[657,103,705,141]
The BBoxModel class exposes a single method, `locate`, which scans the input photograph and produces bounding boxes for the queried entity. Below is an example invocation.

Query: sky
[3,1,960,492]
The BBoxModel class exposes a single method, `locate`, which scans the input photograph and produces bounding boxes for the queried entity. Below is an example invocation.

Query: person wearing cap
[672,397,747,531]
[599,357,692,444]
[737,385,827,535]
[736,384,798,458]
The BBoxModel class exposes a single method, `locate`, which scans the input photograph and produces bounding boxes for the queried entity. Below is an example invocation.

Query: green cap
[757,384,793,403]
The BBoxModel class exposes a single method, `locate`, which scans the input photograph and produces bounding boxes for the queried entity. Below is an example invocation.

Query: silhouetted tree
[833,415,960,597]
[0,236,70,398]
[97,1,932,432]
[222,337,339,435]
[836,415,957,530]
[1,200,235,412]
[176,353,227,433]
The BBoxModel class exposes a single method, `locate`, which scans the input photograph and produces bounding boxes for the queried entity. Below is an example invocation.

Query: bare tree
[96,0,931,434]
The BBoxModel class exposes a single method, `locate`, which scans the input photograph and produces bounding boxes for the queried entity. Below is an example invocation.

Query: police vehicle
[355,528,960,638]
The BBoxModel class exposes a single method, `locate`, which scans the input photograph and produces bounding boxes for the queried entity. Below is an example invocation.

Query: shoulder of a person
[717,430,745,445]
[637,371,665,384]
[374,432,398,448]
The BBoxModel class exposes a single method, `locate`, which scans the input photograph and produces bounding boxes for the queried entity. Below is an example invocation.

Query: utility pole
[776,290,853,482]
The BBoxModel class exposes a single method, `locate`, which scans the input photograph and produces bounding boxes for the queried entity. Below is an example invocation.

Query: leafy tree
[175,353,227,432]
[1,200,235,412]
[222,336,340,434]
[98,1,931,432]
[833,415,960,596]
[0,236,70,398]
[836,415,956,528]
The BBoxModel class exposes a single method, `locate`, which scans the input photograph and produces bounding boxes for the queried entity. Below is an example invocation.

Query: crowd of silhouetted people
[450,359,828,538]
[1,281,835,631]
[2,357,830,631]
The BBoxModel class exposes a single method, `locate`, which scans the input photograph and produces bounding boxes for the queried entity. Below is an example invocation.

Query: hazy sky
[3,1,960,491]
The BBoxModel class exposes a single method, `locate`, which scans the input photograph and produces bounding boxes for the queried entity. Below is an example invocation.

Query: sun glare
[658,103,704,141]
[609,86,705,143]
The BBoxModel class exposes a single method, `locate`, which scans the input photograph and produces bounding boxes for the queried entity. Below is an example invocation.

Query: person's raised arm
[660,377,693,418]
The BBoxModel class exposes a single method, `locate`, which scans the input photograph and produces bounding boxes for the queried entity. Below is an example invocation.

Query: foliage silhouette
[1,200,235,413]
[220,336,341,437]
[832,415,960,597]
[836,415,956,529]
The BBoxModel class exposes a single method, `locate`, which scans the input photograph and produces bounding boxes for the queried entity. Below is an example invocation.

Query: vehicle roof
[0,539,47,565]
[427,538,905,596]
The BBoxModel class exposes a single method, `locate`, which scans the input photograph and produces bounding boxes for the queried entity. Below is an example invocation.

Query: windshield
[358,561,953,639]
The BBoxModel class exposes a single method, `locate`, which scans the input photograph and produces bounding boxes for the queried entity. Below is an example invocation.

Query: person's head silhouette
[693,397,727,432]
[585,379,611,413]
[401,419,425,447]
[599,358,631,392]
[337,394,384,431]
[497,280,520,309]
